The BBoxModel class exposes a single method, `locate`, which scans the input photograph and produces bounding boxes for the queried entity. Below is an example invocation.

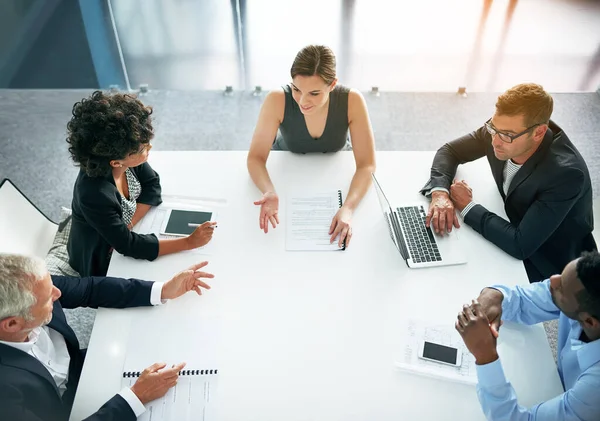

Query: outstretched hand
[161,261,214,300]
[254,191,279,233]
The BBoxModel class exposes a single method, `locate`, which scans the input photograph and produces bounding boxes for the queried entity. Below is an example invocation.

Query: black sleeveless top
[274,84,350,153]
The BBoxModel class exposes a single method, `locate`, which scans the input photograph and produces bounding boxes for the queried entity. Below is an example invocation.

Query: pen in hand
[188,223,217,229]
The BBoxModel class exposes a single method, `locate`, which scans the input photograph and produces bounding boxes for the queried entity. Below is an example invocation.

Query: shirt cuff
[476,358,508,389]
[119,387,146,418]
[426,187,450,197]
[460,201,477,218]
[150,282,166,306]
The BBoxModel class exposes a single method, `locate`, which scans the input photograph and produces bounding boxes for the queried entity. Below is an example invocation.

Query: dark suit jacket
[420,120,596,281]
[0,275,155,421]
[68,163,162,277]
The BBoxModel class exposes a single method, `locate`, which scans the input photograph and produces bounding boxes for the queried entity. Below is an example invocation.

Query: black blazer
[68,163,162,277]
[0,274,155,421]
[421,120,596,281]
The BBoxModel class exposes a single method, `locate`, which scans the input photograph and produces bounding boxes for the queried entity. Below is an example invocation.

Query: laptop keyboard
[396,206,442,263]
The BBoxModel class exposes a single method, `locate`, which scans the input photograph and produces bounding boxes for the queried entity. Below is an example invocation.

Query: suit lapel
[0,342,62,398]
[505,128,554,199]
[0,301,82,401]
[47,300,84,392]
[47,301,79,350]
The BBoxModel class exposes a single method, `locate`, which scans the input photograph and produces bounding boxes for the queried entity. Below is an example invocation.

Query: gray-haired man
[0,253,213,421]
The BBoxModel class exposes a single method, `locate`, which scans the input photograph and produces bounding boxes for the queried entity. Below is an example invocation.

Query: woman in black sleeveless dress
[247,45,376,247]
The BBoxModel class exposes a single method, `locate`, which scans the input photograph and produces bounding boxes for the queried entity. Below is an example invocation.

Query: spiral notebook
[121,368,218,421]
[120,315,220,421]
[286,190,345,251]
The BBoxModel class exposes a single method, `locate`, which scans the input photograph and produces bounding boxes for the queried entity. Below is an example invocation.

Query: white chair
[0,178,57,258]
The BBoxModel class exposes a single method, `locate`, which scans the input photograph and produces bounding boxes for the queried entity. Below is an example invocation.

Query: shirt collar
[568,321,600,372]
[0,327,41,353]
[576,339,600,372]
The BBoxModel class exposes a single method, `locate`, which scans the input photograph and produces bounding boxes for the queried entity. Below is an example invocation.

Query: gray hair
[0,254,48,321]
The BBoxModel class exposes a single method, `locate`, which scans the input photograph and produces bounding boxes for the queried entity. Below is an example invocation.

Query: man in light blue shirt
[455,251,600,420]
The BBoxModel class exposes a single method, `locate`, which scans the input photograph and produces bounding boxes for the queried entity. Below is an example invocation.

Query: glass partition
[109,0,240,90]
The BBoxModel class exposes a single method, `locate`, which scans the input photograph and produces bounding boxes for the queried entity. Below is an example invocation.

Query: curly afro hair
[576,251,600,318]
[66,90,154,177]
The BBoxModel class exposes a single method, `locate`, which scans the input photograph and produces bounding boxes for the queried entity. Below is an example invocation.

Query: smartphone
[417,340,462,367]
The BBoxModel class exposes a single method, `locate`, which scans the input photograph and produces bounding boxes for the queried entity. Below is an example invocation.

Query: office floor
[110,0,600,92]
[1,89,599,355]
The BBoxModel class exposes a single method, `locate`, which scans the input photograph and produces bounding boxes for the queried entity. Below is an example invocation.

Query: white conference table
[71,151,563,421]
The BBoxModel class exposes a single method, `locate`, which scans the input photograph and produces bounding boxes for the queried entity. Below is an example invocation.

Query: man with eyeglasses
[420,83,596,282]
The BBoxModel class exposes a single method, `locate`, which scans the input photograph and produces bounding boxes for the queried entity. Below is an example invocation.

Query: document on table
[120,314,220,421]
[134,194,226,255]
[121,370,218,421]
[394,319,477,385]
[286,190,345,251]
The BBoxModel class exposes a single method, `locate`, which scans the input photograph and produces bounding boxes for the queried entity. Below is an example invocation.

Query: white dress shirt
[0,281,165,418]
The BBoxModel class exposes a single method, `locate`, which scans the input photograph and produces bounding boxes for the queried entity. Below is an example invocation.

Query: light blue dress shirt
[476,280,600,421]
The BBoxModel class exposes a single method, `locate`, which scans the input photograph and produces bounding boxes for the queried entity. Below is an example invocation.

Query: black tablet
[160,209,214,236]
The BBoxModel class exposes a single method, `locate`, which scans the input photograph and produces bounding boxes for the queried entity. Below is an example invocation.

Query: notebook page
[286,190,344,251]
[121,370,218,421]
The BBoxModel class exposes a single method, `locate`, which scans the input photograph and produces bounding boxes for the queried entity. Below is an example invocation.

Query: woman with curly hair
[66,91,215,276]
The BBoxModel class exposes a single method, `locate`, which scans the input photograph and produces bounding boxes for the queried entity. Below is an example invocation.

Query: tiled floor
[111,0,600,92]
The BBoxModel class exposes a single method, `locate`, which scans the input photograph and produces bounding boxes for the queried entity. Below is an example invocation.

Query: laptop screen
[371,173,404,254]
[371,173,393,214]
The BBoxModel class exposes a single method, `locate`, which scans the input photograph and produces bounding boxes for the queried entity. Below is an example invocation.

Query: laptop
[371,173,467,268]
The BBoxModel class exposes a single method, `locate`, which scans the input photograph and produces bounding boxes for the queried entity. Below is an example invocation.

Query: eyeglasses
[484,119,542,144]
